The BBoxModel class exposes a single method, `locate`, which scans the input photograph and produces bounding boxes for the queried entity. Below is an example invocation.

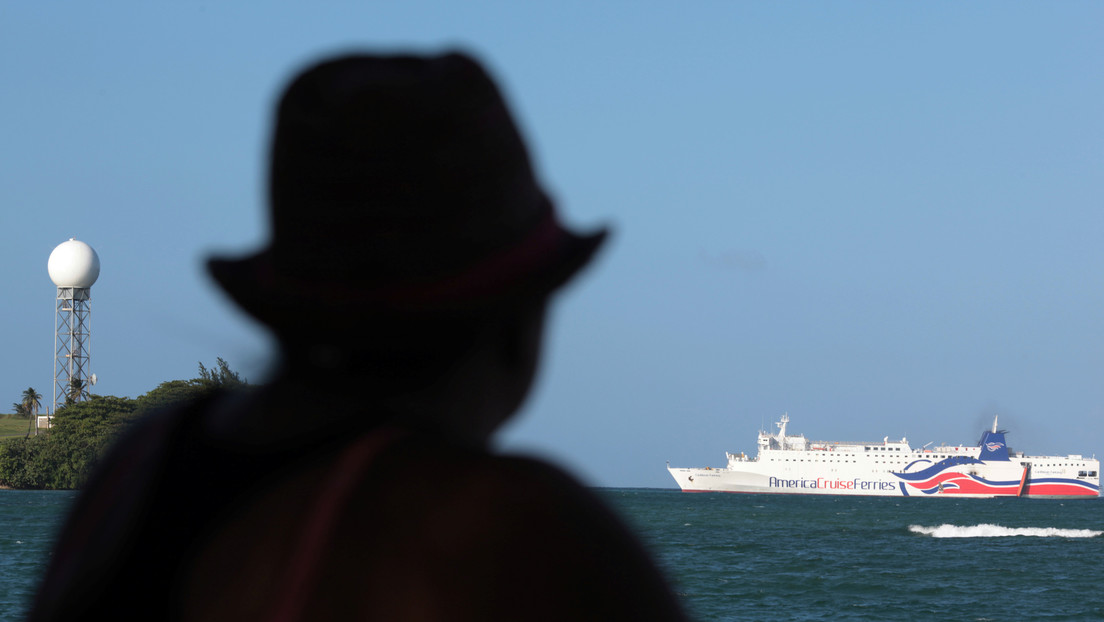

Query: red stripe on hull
[1021,483,1098,497]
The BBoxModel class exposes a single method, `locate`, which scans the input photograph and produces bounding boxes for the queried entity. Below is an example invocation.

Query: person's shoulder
[349,439,685,619]
[453,449,588,490]
[360,437,614,543]
[464,452,624,533]
[378,438,599,512]
[92,389,226,475]
[464,452,611,515]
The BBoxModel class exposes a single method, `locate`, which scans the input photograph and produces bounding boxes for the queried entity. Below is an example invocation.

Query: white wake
[909,523,1102,538]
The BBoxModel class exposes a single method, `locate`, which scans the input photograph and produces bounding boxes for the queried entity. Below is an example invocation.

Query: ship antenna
[992,414,998,434]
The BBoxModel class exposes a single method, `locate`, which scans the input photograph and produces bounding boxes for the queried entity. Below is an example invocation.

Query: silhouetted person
[30,52,686,620]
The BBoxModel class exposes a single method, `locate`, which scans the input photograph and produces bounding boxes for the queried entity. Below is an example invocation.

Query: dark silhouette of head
[207,52,606,434]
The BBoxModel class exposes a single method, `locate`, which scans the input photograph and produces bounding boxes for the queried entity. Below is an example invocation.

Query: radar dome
[48,239,100,288]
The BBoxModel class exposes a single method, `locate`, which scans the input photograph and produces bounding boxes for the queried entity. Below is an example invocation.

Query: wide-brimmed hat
[208,52,606,335]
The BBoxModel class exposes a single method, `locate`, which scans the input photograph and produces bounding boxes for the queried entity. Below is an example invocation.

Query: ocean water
[0,490,76,620]
[2,489,1101,621]
[601,489,1104,621]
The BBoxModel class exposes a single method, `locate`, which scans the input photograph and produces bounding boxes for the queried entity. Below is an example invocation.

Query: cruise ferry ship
[667,414,1099,497]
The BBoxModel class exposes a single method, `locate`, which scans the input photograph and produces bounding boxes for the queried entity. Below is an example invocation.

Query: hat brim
[207,221,607,333]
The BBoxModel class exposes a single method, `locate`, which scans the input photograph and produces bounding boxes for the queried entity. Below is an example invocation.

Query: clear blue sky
[2,3,1101,488]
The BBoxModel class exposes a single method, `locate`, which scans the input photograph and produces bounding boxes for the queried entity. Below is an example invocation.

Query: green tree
[0,358,249,489]
[136,359,247,416]
[21,387,42,418]
[0,396,141,489]
[46,396,139,488]
[197,357,246,389]
[0,437,47,489]
[133,379,207,416]
[65,378,86,405]
[21,387,44,437]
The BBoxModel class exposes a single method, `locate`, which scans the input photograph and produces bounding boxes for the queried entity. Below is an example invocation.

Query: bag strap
[269,428,404,622]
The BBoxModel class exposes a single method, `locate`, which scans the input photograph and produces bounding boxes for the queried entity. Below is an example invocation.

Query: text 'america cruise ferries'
[667,414,1099,498]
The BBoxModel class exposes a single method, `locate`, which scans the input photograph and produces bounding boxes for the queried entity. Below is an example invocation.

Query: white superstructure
[668,414,1099,498]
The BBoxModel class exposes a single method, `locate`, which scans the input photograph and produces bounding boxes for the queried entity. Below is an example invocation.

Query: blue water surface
[3,488,1102,621]
[600,489,1104,621]
[0,490,75,621]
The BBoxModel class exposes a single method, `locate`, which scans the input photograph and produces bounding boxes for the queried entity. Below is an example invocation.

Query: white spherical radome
[48,239,101,288]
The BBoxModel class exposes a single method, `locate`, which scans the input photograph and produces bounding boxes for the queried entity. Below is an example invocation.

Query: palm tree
[21,387,42,418]
[65,379,85,405]
[21,387,42,437]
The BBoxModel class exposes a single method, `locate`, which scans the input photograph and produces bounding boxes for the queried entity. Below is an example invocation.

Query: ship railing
[807,440,893,448]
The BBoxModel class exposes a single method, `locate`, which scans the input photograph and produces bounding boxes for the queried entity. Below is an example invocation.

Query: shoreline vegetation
[0,359,245,490]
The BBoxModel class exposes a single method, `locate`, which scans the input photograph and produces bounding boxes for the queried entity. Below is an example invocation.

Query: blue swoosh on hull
[894,456,983,481]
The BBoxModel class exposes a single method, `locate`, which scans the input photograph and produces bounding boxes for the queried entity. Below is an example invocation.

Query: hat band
[259,214,566,307]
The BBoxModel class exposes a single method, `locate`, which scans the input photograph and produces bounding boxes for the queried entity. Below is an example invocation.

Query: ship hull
[668,462,1100,498]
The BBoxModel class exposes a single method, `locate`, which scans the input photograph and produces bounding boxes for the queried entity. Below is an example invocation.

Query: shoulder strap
[268,428,404,622]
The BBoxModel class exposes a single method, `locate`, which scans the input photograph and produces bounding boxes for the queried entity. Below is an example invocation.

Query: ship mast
[776,413,789,440]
